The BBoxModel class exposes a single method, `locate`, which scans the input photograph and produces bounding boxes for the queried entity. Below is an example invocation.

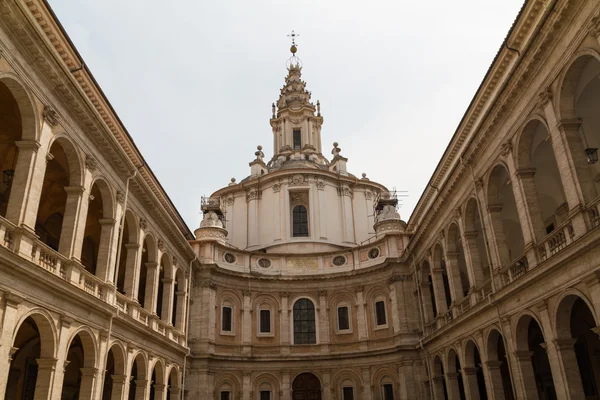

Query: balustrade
[588,196,600,228]
[537,219,575,262]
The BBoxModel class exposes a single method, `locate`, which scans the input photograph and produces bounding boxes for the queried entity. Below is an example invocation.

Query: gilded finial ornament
[286,30,302,68]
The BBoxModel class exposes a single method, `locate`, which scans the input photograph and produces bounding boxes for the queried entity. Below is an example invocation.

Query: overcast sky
[49,0,524,231]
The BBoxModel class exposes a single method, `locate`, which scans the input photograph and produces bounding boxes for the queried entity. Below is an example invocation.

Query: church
[0,0,600,399]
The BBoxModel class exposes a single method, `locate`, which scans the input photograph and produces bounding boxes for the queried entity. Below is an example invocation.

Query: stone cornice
[9,0,195,256]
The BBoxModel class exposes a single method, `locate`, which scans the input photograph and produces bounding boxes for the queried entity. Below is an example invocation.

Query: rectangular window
[220,392,230,400]
[383,384,394,400]
[260,309,271,333]
[375,300,387,326]
[260,391,271,400]
[222,306,232,332]
[342,387,354,400]
[293,129,302,150]
[338,306,350,330]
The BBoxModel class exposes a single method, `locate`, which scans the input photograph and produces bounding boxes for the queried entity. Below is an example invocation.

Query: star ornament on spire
[286,30,302,68]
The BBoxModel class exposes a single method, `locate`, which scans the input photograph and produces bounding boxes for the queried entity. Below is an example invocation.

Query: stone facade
[1,0,600,400]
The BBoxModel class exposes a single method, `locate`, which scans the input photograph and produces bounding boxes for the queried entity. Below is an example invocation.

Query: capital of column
[153,383,167,391]
[64,185,86,195]
[161,278,174,284]
[446,372,459,379]
[553,338,578,350]
[135,379,150,386]
[80,367,98,377]
[557,118,582,132]
[591,326,600,338]
[176,291,186,297]
[485,360,503,370]
[125,243,140,250]
[145,261,159,270]
[487,203,503,213]
[15,139,41,151]
[99,218,117,226]
[515,168,536,178]
[513,350,534,361]
[463,230,478,239]
[461,367,477,376]
[111,374,128,384]
[36,357,58,370]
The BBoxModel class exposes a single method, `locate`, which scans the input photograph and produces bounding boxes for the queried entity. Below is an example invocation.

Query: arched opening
[516,315,556,399]
[128,354,147,400]
[81,181,113,276]
[517,119,567,239]
[559,54,600,202]
[433,244,452,311]
[432,356,448,400]
[35,139,80,253]
[487,330,514,400]
[292,373,321,400]
[464,340,488,400]
[116,211,138,295]
[464,198,490,286]
[446,349,466,400]
[172,268,185,329]
[156,255,167,319]
[139,234,157,308]
[420,260,437,322]
[555,295,600,397]
[0,81,23,217]
[167,368,180,400]
[61,331,96,400]
[293,298,316,344]
[292,205,309,237]
[5,315,55,400]
[447,223,470,299]
[102,344,125,400]
[487,165,525,266]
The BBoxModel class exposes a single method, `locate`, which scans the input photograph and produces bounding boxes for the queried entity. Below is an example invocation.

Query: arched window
[293,298,316,344]
[292,205,309,237]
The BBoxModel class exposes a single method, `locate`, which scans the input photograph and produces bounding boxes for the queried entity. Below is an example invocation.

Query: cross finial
[287,30,300,46]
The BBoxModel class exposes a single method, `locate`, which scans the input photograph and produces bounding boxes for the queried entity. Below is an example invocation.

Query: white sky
[48,0,525,231]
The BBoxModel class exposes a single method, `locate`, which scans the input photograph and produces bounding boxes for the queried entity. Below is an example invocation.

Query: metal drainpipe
[97,167,139,397]
[181,255,197,398]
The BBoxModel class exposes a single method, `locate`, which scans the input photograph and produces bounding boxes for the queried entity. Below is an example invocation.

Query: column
[321,369,331,400]
[247,195,259,247]
[35,358,58,400]
[431,376,446,400]
[134,379,149,400]
[356,288,369,341]
[318,185,328,240]
[95,218,116,281]
[512,351,537,400]
[552,338,585,399]
[536,303,569,399]
[397,361,416,400]
[445,251,464,303]
[486,205,511,267]
[281,370,291,400]
[79,367,98,400]
[242,291,251,354]
[388,279,401,333]
[161,278,175,324]
[445,372,462,400]
[430,268,448,314]
[461,367,480,400]
[143,262,160,313]
[154,382,167,400]
[361,367,372,400]
[485,361,506,400]
[420,282,435,323]
[110,374,127,400]
[318,291,330,351]
[123,243,140,299]
[462,231,485,287]
[168,387,181,400]
[242,371,251,400]
[0,293,22,400]
[5,140,42,228]
[57,186,86,259]
[48,316,73,397]
[498,317,524,399]
[280,293,290,349]
[93,331,109,398]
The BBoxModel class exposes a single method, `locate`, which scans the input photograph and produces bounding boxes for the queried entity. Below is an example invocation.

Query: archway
[517,119,567,240]
[139,234,157,309]
[35,139,81,253]
[172,268,185,329]
[559,54,600,202]
[447,223,470,299]
[167,367,180,400]
[5,315,55,400]
[463,198,490,286]
[555,295,600,397]
[487,164,525,266]
[117,210,138,295]
[149,360,165,400]
[515,314,556,399]
[486,329,514,400]
[128,353,147,400]
[432,355,448,399]
[61,330,97,400]
[292,372,321,400]
[464,340,487,400]
[102,344,125,400]
[420,260,437,322]
[81,180,114,278]
[433,244,452,312]
[0,81,23,217]
[156,254,167,319]
[446,349,466,400]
